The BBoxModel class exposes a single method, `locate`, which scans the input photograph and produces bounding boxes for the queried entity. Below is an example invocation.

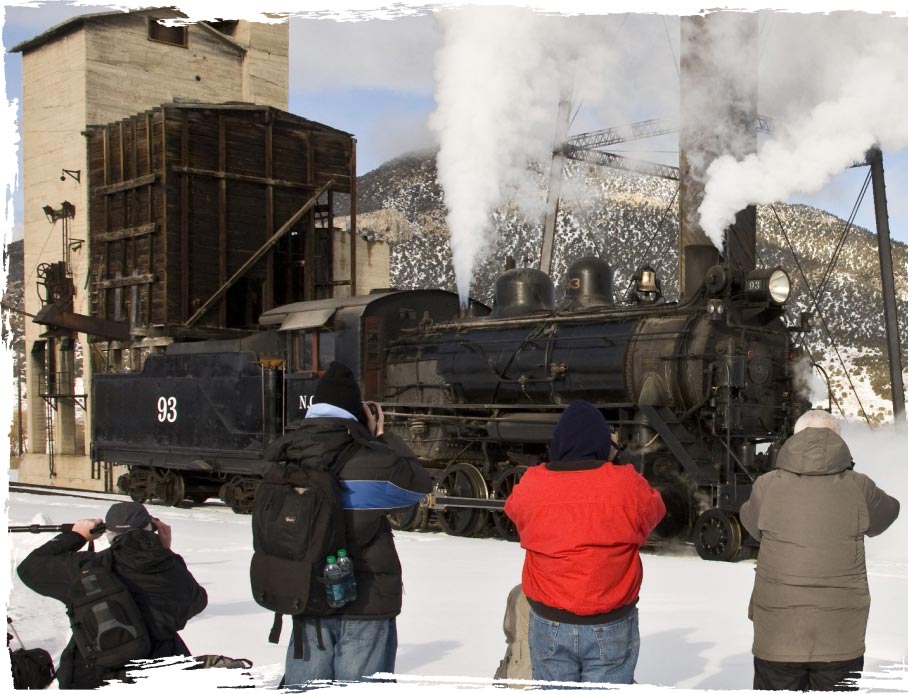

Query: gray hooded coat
[739,427,899,663]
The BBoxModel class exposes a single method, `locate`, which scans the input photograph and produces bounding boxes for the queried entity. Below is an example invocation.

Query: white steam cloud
[430,10,676,304]
[430,8,560,303]
[839,424,908,566]
[699,12,908,246]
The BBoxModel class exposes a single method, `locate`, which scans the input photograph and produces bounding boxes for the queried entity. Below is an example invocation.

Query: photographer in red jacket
[505,400,665,684]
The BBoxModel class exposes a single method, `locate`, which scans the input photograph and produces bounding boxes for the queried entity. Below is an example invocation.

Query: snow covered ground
[4,424,908,692]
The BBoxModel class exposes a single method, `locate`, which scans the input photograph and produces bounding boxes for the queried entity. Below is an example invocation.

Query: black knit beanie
[313,361,362,418]
[549,400,615,463]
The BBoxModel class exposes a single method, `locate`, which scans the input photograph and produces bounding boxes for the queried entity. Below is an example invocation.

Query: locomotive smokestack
[682,245,721,298]
[679,13,758,298]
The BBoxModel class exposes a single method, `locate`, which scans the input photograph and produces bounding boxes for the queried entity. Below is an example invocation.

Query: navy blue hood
[549,400,614,463]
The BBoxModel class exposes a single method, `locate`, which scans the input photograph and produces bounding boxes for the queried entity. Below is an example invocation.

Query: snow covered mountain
[347,150,908,425]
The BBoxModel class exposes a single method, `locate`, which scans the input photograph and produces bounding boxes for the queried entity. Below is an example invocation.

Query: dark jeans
[753,656,864,691]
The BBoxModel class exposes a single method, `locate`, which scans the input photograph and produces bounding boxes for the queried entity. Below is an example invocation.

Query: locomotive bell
[489,268,555,318]
[562,257,614,310]
[633,265,662,304]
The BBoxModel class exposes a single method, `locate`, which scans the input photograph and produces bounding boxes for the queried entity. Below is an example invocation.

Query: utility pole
[539,92,573,276]
[867,147,906,430]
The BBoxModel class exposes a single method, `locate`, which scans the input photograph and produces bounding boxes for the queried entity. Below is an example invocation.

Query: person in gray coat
[740,410,900,691]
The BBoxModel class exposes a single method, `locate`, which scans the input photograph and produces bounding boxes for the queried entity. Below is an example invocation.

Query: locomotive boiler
[93,254,810,561]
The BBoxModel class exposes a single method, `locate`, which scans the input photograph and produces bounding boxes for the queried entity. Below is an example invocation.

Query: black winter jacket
[17,529,208,689]
[264,417,432,619]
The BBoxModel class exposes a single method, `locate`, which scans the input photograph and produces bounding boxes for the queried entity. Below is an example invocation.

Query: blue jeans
[284,617,397,686]
[528,606,640,684]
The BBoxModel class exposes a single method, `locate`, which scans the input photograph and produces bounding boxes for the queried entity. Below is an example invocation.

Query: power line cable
[770,204,873,427]
[662,15,681,82]
[810,170,871,312]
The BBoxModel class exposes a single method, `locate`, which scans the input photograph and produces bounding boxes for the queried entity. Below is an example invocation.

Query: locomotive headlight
[745,268,791,305]
[767,269,791,304]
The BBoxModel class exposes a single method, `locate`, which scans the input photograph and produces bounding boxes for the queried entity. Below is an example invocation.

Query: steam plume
[430,8,557,303]
[429,11,675,304]
[699,13,908,246]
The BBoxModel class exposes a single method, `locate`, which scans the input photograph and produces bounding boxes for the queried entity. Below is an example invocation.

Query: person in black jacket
[273,361,432,686]
[17,502,208,689]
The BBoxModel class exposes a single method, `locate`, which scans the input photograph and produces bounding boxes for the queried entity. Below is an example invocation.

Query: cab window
[291,329,335,374]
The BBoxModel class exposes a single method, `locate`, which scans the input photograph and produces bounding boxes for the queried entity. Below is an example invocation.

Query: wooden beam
[145,111,154,328]
[264,115,274,311]
[130,117,139,281]
[95,274,155,290]
[350,138,357,296]
[101,128,111,320]
[305,132,315,301]
[95,223,157,244]
[184,179,334,328]
[218,114,227,326]
[93,173,157,196]
[180,113,190,321]
[119,121,128,305]
[169,166,322,191]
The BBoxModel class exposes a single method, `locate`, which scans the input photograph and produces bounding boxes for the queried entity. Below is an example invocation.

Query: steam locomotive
[93,251,811,561]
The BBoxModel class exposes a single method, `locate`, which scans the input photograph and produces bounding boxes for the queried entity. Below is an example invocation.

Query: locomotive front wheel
[435,463,489,537]
[491,466,527,541]
[692,509,743,561]
[158,471,186,507]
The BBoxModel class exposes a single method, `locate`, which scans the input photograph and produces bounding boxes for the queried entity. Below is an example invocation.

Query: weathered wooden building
[11,8,290,488]
[86,102,358,363]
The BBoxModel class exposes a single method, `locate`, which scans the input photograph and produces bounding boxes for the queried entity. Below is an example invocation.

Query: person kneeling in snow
[17,502,208,689]
[504,400,666,685]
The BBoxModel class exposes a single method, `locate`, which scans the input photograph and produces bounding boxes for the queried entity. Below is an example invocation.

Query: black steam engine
[94,253,809,561]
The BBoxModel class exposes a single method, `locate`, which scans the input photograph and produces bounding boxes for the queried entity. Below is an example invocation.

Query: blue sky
[3,2,906,243]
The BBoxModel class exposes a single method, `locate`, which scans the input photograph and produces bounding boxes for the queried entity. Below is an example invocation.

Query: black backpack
[67,552,152,670]
[8,618,55,690]
[250,452,351,656]
[9,647,55,689]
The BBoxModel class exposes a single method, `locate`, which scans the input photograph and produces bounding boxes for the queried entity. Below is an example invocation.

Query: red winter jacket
[505,461,666,617]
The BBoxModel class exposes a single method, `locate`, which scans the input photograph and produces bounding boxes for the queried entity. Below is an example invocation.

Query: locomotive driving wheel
[491,466,527,541]
[435,463,489,537]
[158,470,186,507]
[692,509,743,561]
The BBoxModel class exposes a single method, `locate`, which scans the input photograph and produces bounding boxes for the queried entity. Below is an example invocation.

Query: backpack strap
[314,618,325,651]
[288,616,327,661]
[268,613,283,644]
[291,615,306,660]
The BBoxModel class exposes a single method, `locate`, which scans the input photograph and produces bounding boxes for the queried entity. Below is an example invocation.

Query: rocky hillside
[351,150,908,425]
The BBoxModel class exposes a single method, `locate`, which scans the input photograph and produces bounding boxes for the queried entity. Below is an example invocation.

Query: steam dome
[489,268,555,319]
[562,257,614,310]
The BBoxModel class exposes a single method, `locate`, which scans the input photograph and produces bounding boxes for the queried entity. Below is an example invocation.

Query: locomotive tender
[94,253,810,561]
